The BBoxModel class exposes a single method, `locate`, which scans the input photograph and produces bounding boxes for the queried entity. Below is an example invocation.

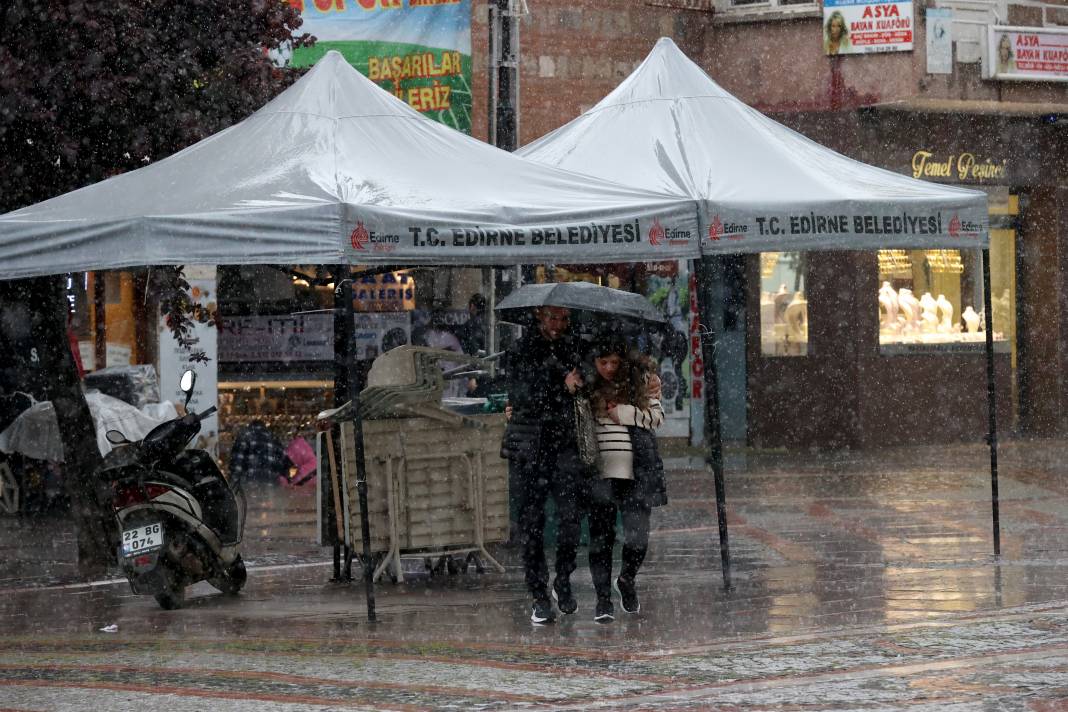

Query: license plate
[121,522,163,556]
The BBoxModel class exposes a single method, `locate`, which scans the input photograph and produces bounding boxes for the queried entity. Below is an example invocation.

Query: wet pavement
[4,438,1068,709]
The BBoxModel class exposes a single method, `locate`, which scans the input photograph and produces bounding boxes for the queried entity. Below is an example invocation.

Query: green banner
[289,1,472,134]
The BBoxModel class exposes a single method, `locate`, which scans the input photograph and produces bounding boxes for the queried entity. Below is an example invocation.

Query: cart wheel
[432,556,448,577]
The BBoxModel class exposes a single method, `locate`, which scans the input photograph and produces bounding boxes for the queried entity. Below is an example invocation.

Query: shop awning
[0,51,701,280]
[518,38,990,253]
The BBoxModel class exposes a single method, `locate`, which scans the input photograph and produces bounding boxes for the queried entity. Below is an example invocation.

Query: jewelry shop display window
[877,242,1013,355]
[760,251,809,356]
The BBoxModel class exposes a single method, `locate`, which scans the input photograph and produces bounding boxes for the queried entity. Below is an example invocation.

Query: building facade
[476,0,1068,447]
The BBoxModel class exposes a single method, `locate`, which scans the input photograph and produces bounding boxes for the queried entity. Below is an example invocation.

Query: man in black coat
[503,306,588,624]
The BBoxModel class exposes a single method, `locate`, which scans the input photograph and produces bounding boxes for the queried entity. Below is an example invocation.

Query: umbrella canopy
[0,51,701,280]
[495,282,666,327]
[0,393,176,462]
[518,38,988,253]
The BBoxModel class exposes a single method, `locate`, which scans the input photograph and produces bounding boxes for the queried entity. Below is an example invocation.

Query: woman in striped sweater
[586,335,664,622]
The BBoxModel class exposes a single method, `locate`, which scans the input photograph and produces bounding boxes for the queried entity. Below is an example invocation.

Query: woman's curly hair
[588,333,655,415]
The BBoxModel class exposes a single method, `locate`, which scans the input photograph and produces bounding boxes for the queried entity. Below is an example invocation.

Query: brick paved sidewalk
[2,436,1068,709]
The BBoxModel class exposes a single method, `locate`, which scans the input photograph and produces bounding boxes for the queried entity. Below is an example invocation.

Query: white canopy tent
[0,51,706,619]
[0,50,700,279]
[519,37,989,253]
[519,38,1001,583]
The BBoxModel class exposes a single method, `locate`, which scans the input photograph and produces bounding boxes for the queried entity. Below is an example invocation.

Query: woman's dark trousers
[588,477,651,603]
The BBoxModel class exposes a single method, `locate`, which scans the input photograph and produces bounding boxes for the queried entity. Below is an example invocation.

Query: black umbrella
[495,281,666,328]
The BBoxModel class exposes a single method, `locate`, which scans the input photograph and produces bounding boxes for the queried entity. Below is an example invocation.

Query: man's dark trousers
[514,444,586,603]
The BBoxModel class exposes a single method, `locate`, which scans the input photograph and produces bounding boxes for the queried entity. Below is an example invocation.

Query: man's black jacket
[503,328,587,443]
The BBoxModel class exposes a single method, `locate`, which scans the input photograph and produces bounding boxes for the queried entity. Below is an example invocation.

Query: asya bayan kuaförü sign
[823,0,914,55]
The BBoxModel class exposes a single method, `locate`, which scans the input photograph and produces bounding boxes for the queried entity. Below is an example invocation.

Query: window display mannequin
[919,292,938,334]
[935,294,954,333]
[772,284,791,324]
[962,306,980,334]
[878,282,899,334]
[897,288,919,333]
[785,291,808,342]
[991,288,1011,338]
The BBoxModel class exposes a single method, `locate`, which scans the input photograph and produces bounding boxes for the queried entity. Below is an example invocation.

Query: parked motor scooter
[98,369,246,609]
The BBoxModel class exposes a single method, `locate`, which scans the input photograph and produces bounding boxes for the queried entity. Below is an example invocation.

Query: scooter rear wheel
[210,555,247,595]
[154,583,185,610]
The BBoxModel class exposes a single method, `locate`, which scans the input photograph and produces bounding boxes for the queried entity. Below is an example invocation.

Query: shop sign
[159,267,218,456]
[288,0,473,134]
[354,312,411,361]
[911,150,1009,183]
[925,8,953,75]
[354,271,415,312]
[984,26,1068,82]
[220,312,412,363]
[643,260,691,437]
[823,0,914,56]
[220,313,334,362]
[687,271,704,402]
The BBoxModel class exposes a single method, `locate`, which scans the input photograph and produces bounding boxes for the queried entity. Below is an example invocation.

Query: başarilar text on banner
[288,0,472,133]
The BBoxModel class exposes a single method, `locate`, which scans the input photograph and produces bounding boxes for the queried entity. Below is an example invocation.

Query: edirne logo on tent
[948,214,981,238]
[707,214,748,241]
[648,218,692,247]
[350,221,400,252]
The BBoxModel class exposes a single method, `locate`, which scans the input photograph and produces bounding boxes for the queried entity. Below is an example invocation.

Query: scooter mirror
[179,369,196,406]
[106,429,130,445]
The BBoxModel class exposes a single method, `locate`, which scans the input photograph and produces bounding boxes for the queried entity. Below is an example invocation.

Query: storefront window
[877,240,1013,354]
[760,252,808,356]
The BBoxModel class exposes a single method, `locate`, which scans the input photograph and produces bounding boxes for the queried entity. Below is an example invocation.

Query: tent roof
[518,38,989,253]
[0,51,700,279]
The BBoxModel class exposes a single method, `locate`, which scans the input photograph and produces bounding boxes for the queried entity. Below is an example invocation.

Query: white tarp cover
[519,38,989,253]
[0,52,701,279]
[0,393,177,462]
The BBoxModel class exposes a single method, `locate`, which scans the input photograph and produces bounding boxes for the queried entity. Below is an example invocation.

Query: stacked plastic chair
[359,346,487,427]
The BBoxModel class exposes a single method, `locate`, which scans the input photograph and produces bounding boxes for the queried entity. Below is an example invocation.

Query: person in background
[228,420,291,484]
[582,334,667,623]
[457,293,488,356]
[503,305,588,624]
[422,308,465,398]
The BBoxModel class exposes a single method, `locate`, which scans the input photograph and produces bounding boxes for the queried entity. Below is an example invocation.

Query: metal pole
[981,248,1001,558]
[693,256,732,588]
[336,266,377,620]
[490,0,519,151]
[93,272,106,369]
[330,275,351,583]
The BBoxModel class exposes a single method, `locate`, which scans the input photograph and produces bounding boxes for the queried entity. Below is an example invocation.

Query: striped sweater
[595,398,665,480]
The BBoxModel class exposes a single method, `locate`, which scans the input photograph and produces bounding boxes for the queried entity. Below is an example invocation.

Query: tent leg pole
[981,248,1001,559]
[694,257,731,589]
[336,265,377,621]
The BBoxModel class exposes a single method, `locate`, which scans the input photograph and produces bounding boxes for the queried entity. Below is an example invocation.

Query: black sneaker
[594,599,615,623]
[551,576,577,615]
[531,599,556,625]
[615,577,640,614]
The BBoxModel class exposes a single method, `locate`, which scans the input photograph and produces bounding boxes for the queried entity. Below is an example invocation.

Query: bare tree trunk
[0,276,111,577]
